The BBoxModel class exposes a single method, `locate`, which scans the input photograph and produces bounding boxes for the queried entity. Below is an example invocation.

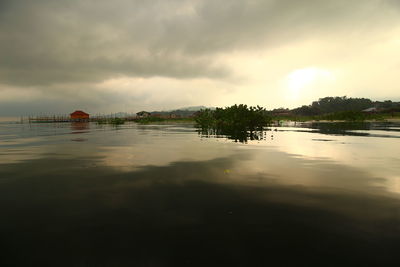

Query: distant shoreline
[2,116,399,125]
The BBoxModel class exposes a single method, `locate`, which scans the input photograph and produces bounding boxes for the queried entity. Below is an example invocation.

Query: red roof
[70,110,89,116]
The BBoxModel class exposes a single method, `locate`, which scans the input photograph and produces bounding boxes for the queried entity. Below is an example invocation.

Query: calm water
[1,121,400,266]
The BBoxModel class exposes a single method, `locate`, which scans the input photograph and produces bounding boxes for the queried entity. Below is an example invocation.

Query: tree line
[289,96,399,116]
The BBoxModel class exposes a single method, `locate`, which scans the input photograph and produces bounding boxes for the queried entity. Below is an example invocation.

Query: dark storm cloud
[0,0,230,86]
[0,0,397,86]
[0,52,228,86]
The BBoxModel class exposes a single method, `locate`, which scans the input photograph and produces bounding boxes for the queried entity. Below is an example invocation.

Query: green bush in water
[195,104,272,131]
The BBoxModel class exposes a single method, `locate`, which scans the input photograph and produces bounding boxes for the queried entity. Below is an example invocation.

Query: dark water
[1,121,400,266]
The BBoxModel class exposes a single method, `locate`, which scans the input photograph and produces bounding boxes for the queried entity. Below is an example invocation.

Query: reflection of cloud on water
[2,144,394,198]
[1,152,398,204]
[1,122,399,195]
[96,135,237,172]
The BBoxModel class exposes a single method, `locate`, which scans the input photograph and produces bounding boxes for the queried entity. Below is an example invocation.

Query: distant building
[169,113,181,119]
[70,110,90,121]
[271,108,291,116]
[362,107,378,113]
[136,111,151,118]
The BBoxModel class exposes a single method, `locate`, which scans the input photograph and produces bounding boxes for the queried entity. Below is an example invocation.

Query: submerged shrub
[195,104,272,131]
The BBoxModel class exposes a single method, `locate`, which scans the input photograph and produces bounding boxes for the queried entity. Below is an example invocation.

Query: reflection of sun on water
[286,67,334,100]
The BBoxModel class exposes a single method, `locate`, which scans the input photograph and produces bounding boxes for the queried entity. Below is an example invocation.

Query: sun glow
[286,67,334,99]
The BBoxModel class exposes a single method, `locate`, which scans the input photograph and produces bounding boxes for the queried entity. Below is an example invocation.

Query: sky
[1,0,400,116]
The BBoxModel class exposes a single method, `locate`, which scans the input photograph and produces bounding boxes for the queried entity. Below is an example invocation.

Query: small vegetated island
[195,104,272,142]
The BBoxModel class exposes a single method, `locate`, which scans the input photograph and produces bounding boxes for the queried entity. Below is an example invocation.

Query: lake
[1,121,400,266]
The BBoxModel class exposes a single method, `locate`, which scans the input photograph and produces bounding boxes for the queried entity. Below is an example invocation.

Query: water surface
[1,121,400,266]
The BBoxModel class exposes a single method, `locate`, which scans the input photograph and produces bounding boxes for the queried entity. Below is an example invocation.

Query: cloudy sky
[1,0,400,116]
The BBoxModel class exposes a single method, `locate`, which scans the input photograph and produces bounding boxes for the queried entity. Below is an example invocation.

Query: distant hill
[99,112,134,118]
[288,96,400,116]
[149,106,215,118]
[167,106,211,112]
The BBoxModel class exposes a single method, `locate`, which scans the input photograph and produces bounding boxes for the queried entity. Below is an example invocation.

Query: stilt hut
[70,110,90,121]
